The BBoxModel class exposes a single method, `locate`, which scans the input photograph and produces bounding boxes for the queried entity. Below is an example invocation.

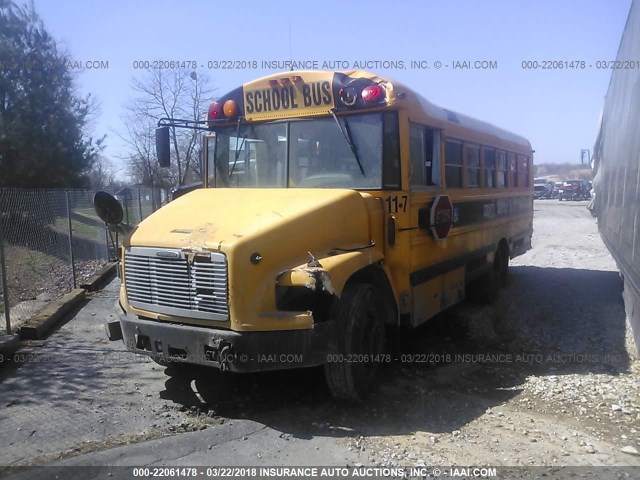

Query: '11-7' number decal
[386,195,408,214]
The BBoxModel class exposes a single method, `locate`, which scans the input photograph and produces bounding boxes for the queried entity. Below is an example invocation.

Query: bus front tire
[324,283,385,403]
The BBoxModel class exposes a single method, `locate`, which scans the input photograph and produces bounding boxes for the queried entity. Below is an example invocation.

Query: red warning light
[361,85,385,103]
[208,102,223,120]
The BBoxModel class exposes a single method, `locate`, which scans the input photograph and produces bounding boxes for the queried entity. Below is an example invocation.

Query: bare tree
[88,154,117,189]
[121,68,214,187]
[122,112,162,186]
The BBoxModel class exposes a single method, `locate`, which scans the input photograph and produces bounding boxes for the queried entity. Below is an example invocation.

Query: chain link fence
[0,186,168,335]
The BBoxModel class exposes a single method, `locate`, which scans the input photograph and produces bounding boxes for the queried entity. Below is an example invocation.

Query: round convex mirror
[94,191,124,225]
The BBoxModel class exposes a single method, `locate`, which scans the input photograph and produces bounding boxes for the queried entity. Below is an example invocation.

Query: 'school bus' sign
[244,79,334,120]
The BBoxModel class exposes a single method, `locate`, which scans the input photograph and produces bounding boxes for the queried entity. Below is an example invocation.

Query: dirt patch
[1,246,106,333]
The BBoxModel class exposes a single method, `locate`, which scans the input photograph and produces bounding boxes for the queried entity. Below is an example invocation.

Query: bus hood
[129,188,376,258]
[126,188,382,330]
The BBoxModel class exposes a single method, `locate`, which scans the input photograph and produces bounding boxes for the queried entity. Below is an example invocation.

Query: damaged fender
[276,250,384,298]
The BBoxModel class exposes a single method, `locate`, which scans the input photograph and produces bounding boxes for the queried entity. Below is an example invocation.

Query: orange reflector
[223,100,237,118]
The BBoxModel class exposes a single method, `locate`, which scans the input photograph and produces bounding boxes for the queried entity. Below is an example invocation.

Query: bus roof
[411,92,531,149]
[358,71,531,149]
[218,70,531,151]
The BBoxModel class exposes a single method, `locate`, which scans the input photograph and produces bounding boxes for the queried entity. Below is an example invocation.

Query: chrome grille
[124,247,228,321]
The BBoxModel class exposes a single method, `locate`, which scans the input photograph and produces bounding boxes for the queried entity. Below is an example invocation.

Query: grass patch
[50,216,102,242]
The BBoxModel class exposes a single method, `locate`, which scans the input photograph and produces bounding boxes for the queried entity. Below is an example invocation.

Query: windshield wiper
[329,108,365,176]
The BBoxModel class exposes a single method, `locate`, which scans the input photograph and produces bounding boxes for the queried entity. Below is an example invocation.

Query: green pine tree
[0,0,104,187]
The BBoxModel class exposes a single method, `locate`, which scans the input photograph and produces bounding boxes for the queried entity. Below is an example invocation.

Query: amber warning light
[223,100,237,117]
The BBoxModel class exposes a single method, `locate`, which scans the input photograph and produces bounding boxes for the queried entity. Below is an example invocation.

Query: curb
[80,262,118,291]
[19,289,87,340]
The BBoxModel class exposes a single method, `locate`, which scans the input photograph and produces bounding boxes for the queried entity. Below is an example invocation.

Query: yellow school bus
[100,70,533,401]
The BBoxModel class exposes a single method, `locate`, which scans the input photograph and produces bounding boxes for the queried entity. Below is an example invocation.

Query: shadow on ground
[158,265,629,440]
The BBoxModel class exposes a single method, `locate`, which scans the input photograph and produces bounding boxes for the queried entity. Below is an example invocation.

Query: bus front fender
[276,250,385,298]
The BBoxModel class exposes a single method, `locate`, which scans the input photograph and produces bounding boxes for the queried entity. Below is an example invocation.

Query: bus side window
[445,140,463,188]
[410,124,440,188]
[496,151,507,187]
[430,130,441,186]
[483,148,496,188]
[519,155,529,187]
[464,144,480,187]
[410,125,425,186]
[508,152,517,187]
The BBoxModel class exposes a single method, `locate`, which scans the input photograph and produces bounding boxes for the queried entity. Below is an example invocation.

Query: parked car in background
[534,183,547,199]
[558,179,591,201]
[534,182,553,199]
[553,182,563,198]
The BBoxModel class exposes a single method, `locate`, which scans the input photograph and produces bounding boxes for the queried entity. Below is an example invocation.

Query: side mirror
[156,127,171,168]
[94,191,124,225]
[94,191,134,236]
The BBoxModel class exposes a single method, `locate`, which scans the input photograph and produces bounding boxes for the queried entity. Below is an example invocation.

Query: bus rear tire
[324,283,385,403]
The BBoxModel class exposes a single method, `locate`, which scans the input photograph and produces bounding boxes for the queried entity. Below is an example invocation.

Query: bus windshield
[208,112,384,189]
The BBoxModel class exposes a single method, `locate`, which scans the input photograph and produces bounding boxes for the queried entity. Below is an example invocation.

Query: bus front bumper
[109,310,334,373]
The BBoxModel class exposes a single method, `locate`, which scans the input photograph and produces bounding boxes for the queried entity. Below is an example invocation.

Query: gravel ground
[0,199,638,474]
[348,200,640,468]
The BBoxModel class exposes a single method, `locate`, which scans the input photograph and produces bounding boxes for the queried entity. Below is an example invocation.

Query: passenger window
[465,144,480,187]
[508,152,517,187]
[445,140,463,188]
[483,148,496,188]
[518,155,529,187]
[496,151,507,187]
[410,125,425,186]
[410,124,440,188]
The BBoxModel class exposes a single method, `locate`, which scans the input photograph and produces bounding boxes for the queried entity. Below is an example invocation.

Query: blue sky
[33,0,632,175]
